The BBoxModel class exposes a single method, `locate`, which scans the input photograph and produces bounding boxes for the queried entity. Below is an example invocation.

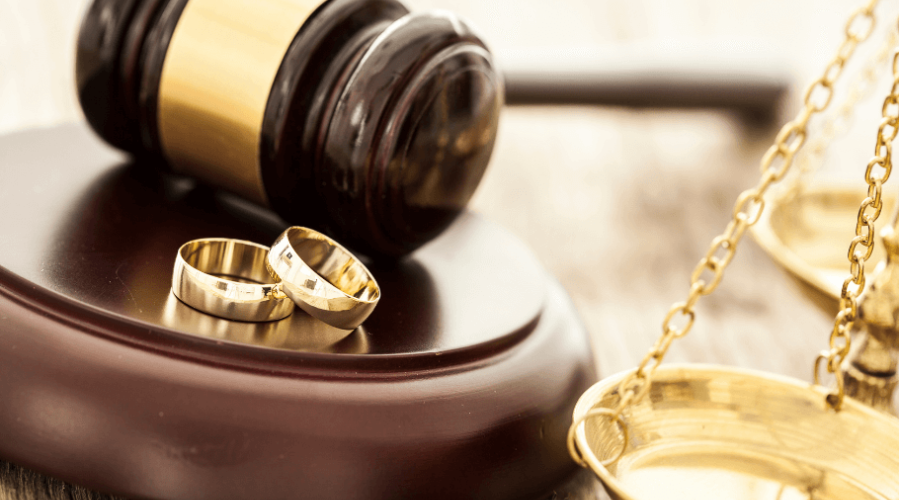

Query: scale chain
[568,0,882,468]
[791,19,899,193]
[815,49,899,411]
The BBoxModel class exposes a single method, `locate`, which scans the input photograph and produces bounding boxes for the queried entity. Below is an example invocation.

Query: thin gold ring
[267,227,380,330]
[172,238,294,322]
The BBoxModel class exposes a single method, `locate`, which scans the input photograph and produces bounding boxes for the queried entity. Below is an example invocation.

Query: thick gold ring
[172,238,294,322]
[267,227,380,330]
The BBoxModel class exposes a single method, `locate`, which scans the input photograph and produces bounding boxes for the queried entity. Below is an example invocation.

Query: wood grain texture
[1,0,896,498]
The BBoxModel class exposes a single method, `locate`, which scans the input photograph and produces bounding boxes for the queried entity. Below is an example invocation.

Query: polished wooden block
[0,124,596,499]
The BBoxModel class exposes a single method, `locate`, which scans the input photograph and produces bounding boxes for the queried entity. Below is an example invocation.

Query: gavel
[76,0,503,258]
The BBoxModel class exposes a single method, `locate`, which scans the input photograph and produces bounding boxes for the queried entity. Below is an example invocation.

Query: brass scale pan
[752,184,897,308]
[571,197,900,496]
[572,364,898,500]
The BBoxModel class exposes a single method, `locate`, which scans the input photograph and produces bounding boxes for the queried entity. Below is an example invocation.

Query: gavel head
[75,0,503,258]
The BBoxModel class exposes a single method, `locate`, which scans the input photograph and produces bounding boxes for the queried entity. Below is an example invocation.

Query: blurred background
[1,0,898,497]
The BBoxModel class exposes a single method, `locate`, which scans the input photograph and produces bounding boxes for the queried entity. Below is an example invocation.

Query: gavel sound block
[0,124,596,499]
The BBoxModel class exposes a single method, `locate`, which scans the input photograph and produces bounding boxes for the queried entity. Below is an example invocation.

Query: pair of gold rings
[171,227,380,330]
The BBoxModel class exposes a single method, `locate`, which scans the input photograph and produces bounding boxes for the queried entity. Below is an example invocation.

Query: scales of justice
[568,1,900,498]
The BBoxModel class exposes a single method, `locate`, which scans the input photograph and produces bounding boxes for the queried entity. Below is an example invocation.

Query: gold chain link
[568,0,882,468]
[790,20,899,194]
[815,49,898,411]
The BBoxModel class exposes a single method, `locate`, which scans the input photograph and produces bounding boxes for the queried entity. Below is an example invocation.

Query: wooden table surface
[1,0,897,498]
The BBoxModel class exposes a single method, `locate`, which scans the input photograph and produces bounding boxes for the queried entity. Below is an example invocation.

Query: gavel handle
[501,42,789,122]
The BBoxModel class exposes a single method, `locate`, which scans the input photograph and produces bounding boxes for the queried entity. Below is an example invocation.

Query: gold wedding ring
[267,227,380,330]
[172,238,294,322]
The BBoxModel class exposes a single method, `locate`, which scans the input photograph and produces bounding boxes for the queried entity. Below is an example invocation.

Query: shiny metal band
[157,0,319,205]
[267,227,381,330]
[172,238,294,322]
